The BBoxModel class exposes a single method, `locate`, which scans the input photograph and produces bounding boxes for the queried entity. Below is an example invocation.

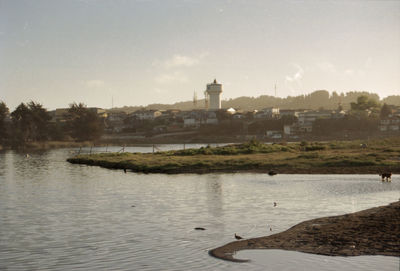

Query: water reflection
[0,148,399,271]
[206,175,223,218]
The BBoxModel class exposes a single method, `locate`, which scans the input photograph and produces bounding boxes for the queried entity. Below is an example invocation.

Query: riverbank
[67,138,400,174]
[209,201,400,262]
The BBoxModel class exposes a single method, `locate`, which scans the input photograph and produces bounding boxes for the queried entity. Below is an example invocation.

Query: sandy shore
[209,201,400,262]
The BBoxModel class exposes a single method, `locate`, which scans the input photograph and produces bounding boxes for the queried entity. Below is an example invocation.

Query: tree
[11,103,31,143]
[10,101,51,143]
[65,103,104,141]
[350,95,381,119]
[0,101,9,143]
[350,95,380,111]
[26,101,51,141]
[380,103,391,119]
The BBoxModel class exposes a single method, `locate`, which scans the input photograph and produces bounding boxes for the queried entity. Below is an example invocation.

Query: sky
[0,0,399,110]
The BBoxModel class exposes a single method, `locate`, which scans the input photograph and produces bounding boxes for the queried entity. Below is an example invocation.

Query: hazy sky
[1,0,399,110]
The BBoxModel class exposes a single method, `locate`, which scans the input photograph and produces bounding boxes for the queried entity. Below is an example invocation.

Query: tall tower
[205,79,223,110]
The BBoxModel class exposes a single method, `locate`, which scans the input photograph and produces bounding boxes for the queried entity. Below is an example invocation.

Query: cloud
[155,71,188,84]
[165,55,199,68]
[86,80,105,88]
[285,64,304,83]
[153,52,209,69]
[344,69,354,76]
[317,62,336,73]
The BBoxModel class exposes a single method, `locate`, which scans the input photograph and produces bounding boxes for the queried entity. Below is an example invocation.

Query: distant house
[130,109,162,120]
[233,113,245,119]
[106,112,127,133]
[107,111,126,122]
[266,130,282,139]
[254,107,280,119]
[182,110,219,127]
[379,117,400,132]
[88,107,108,118]
[297,110,332,133]
[226,107,236,114]
[183,118,198,127]
[206,111,218,124]
[158,109,181,120]
[279,109,299,117]
[331,110,346,119]
[183,110,203,127]
[283,123,300,137]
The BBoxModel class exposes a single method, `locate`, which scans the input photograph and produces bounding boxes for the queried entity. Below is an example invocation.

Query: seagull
[234,233,243,240]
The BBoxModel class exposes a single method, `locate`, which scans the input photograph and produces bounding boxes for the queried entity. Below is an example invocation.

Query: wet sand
[209,201,400,262]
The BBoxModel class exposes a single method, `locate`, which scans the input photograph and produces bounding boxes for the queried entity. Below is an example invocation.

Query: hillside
[108,91,400,113]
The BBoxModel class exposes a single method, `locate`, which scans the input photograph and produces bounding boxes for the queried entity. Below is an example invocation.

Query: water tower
[205,79,223,110]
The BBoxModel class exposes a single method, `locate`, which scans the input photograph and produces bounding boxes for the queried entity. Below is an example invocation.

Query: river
[0,145,399,271]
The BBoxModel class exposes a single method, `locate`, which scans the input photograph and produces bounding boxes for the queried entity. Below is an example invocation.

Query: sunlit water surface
[0,146,399,271]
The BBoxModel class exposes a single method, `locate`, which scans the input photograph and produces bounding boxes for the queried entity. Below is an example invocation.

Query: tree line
[0,94,397,146]
[0,101,104,146]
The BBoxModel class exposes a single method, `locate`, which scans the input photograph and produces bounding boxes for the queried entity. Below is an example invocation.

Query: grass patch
[67,137,400,174]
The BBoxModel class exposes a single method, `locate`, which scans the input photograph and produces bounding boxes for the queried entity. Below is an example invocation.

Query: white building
[254,107,280,119]
[205,79,223,110]
[130,110,162,120]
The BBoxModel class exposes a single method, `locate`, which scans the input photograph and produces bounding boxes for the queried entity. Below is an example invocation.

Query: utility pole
[193,91,198,107]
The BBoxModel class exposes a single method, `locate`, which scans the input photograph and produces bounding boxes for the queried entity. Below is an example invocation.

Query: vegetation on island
[67,137,400,174]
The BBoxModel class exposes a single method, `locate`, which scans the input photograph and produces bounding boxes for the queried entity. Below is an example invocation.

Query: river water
[0,145,399,271]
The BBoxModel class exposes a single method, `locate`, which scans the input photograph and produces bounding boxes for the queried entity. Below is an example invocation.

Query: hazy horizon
[1,0,399,111]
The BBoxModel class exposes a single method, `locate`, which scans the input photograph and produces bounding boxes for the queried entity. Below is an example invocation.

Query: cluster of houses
[379,111,400,132]
[48,105,398,139]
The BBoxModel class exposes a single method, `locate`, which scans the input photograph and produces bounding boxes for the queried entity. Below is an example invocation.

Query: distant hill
[108,91,400,113]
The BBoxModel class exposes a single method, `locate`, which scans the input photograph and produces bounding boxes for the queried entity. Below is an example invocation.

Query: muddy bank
[209,201,400,262]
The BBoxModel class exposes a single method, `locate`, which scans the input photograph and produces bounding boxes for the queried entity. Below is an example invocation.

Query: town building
[254,107,280,119]
[205,79,223,110]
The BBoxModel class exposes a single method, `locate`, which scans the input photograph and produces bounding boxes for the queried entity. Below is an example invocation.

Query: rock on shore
[209,201,400,262]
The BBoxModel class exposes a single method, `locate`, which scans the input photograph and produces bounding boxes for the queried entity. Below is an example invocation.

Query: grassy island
[66,137,400,174]
[209,201,400,262]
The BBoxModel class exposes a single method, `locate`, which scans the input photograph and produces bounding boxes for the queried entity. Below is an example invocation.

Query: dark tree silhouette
[65,103,104,141]
[10,101,51,143]
[380,103,391,119]
[0,101,9,143]
[27,101,51,141]
[11,103,31,143]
